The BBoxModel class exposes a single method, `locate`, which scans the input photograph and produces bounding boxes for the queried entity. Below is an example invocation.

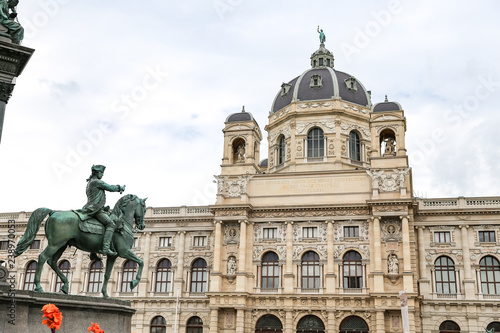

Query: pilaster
[236,220,247,291]
[372,217,384,292]
[401,216,414,292]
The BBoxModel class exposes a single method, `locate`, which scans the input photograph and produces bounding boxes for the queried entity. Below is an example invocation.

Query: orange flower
[88,322,104,333]
[41,303,63,331]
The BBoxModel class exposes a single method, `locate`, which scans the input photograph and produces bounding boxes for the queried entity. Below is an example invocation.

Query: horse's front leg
[34,245,62,292]
[102,255,117,298]
[121,249,143,291]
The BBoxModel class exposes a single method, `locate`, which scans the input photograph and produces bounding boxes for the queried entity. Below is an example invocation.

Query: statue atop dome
[317,26,326,44]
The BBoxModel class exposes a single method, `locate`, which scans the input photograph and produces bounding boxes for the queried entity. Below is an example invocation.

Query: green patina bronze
[317,25,326,44]
[0,0,24,44]
[14,165,147,298]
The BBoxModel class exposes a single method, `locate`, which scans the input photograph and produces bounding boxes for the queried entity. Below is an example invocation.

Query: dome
[225,106,257,123]
[372,96,402,112]
[271,44,372,113]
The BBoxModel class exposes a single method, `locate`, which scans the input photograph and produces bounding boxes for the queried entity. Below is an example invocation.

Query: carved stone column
[209,308,219,333]
[401,216,414,292]
[211,221,222,292]
[416,226,430,296]
[236,309,245,333]
[376,310,386,333]
[0,42,35,144]
[175,231,186,294]
[460,225,475,298]
[236,220,247,291]
[284,221,294,293]
[372,217,384,292]
[138,232,151,297]
[72,250,84,294]
[284,310,293,333]
[325,220,336,293]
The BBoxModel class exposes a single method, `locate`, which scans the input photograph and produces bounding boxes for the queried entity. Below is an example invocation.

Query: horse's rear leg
[47,246,69,294]
[120,249,143,291]
[34,244,63,292]
[102,255,117,298]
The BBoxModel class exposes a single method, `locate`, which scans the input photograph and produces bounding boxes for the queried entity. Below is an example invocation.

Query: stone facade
[1,43,500,333]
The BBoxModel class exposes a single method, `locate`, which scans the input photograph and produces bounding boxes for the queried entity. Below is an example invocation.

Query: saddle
[73,210,105,235]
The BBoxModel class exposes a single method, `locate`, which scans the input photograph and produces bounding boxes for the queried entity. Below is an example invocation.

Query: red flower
[88,322,104,333]
[41,303,63,331]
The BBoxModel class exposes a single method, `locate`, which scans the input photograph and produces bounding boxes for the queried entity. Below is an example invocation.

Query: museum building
[1,41,500,333]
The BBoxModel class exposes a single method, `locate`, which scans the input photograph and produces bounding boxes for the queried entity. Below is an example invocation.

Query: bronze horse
[14,194,146,297]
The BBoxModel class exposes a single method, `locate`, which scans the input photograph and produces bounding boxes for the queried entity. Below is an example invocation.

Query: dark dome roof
[271,68,372,113]
[372,100,402,112]
[259,159,268,168]
[226,108,256,123]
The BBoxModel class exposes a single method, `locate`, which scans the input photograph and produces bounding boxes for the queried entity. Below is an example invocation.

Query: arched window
[55,260,71,293]
[155,259,172,293]
[261,252,279,290]
[343,251,362,289]
[255,314,283,332]
[23,261,37,291]
[486,322,500,332]
[439,320,460,332]
[186,316,203,333]
[121,260,137,292]
[339,316,369,333]
[278,135,286,165]
[297,315,325,333]
[150,316,166,333]
[301,251,320,290]
[435,256,457,294]
[307,128,324,158]
[480,256,500,295]
[190,258,207,293]
[88,260,103,293]
[349,131,361,161]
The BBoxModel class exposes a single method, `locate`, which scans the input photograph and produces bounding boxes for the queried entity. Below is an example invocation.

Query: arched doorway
[255,314,283,333]
[339,316,369,333]
[297,315,325,333]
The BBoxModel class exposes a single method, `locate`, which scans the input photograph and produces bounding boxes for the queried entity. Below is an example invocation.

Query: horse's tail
[14,208,53,257]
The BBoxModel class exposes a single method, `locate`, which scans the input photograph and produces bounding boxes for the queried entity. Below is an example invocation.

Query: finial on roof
[384,95,388,102]
[242,105,245,113]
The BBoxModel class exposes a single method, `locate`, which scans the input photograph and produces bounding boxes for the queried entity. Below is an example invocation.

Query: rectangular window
[302,227,318,239]
[159,237,172,247]
[344,226,359,238]
[263,228,277,239]
[479,231,496,243]
[434,232,451,243]
[0,241,8,250]
[30,240,41,249]
[193,236,207,247]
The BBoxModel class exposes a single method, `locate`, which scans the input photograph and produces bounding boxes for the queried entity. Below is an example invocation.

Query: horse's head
[134,197,147,231]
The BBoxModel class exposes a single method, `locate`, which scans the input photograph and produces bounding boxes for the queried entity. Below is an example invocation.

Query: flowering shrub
[41,303,63,332]
[88,322,104,333]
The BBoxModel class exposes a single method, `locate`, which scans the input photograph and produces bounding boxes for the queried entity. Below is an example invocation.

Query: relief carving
[366,168,409,192]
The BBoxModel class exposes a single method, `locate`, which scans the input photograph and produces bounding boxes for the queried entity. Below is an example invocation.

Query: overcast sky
[1,0,499,212]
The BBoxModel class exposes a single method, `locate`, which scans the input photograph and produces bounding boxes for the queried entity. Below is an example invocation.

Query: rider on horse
[80,165,125,256]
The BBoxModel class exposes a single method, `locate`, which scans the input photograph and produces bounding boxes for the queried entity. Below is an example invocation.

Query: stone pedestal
[0,282,135,333]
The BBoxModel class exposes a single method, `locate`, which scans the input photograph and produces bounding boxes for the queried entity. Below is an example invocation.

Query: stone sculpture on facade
[317,26,326,44]
[227,256,236,275]
[237,143,245,162]
[384,138,396,155]
[388,254,399,274]
[0,0,23,44]
[14,165,147,297]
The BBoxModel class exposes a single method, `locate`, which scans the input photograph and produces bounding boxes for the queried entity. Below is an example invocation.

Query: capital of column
[238,220,248,225]
[285,221,294,225]
[371,216,381,221]
[177,231,186,235]
[459,225,469,229]
[399,215,409,221]
[325,220,333,224]
[415,226,425,230]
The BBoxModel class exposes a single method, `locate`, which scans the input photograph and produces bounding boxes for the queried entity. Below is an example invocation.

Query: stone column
[284,310,293,333]
[236,309,245,333]
[175,231,186,294]
[376,310,386,333]
[284,221,294,293]
[236,220,247,291]
[372,217,384,292]
[326,311,336,333]
[460,225,475,298]
[209,308,219,333]
[72,250,84,294]
[401,216,414,292]
[211,221,223,292]
[0,43,35,144]
[325,220,336,293]
[138,232,151,297]
[416,226,430,296]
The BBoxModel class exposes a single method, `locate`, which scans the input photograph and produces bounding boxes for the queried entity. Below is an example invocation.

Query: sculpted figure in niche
[237,144,245,162]
[227,257,236,275]
[388,254,399,274]
[384,138,396,155]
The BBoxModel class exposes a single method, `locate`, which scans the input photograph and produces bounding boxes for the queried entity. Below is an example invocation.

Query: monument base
[0,282,135,333]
